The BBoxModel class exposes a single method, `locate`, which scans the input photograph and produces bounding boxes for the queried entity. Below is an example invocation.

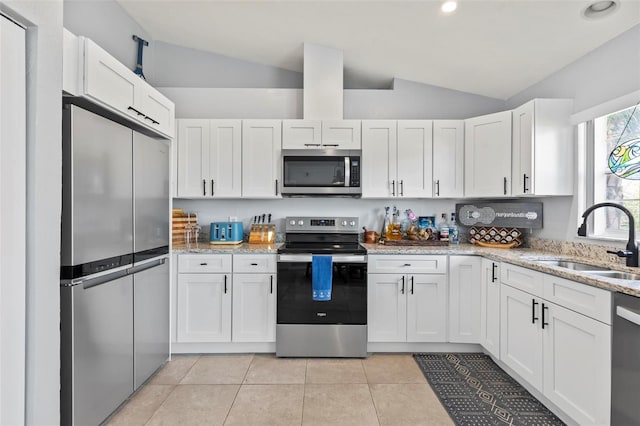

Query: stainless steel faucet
[578,202,639,267]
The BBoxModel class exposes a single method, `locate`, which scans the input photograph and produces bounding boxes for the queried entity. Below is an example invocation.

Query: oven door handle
[278,254,367,263]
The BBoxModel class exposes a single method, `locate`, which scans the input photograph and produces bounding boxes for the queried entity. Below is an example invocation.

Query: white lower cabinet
[176,254,276,344]
[177,272,231,342]
[500,264,612,426]
[368,255,447,343]
[448,256,481,343]
[231,254,276,342]
[480,259,500,358]
[500,284,544,390]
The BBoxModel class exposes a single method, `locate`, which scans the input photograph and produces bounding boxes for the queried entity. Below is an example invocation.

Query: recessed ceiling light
[583,0,619,19]
[441,1,458,14]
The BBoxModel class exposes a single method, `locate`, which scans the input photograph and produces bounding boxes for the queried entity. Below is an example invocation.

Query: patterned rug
[413,353,565,426]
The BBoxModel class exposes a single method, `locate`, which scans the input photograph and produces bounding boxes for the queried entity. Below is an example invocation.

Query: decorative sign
[456,202,543,229]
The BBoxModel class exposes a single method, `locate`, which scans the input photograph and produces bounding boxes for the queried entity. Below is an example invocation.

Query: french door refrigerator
[60,103,170,426]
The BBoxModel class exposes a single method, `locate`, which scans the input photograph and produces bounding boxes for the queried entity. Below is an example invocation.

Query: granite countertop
[173,242,282,254]
[362,242,640,297]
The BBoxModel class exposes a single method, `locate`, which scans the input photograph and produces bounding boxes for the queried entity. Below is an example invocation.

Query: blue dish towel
[312,255,332,301]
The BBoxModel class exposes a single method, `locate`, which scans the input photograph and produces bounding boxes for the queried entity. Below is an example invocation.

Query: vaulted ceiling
[117,0,640,99]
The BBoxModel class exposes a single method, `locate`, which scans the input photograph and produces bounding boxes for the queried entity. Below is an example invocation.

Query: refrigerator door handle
[68,267,132,290]
[128,257,167,274]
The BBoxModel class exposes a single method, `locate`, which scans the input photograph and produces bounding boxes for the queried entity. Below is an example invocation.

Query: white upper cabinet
[242,120,282,198]
[282,120,322,149]
[465,111,512,197]
[322,120,361,149]
[511,99,573,196]
[177,119,210,197]
[362,120,433,198]
[176,119,242,198]
[433,120,464,198]
[282,120,361,149]
[362,120,398,198]
[397,120,433,198]
[79,36,175,138]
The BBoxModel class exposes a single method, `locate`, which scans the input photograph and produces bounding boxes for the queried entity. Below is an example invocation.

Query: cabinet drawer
[233,254,277,273]
[542,274,612,324]
[501,262,543,297]
[368,255,447,274]
[178,254,232,273]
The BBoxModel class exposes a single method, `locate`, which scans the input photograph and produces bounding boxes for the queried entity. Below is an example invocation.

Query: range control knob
[349,220,356,226]
[298,220,304,226]
[341,220,348,226]
[289,220,296,226]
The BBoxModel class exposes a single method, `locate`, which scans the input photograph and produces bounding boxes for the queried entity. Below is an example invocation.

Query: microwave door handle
[344,157,350,187]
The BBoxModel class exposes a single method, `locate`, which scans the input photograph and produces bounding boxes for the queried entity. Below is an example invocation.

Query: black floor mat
[413,353,566,426]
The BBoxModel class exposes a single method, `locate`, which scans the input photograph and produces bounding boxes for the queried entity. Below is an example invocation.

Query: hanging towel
[312,255,332,301]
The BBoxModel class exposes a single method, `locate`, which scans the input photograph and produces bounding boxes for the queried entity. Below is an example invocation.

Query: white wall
[1,1,63,425]
[174,198,461,238]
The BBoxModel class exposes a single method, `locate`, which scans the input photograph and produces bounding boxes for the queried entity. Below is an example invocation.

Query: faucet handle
[607,250,633,258]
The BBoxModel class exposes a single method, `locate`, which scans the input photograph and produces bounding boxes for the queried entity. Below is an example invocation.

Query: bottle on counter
[438,213,449,242]
[449,212,459,244]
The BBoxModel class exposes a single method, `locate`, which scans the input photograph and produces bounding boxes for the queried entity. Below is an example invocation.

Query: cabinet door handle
[401,276,405,294]
[224,275,227,294]
[542,303,549,329]
[400,180,404,196]
[532,299,539,324]
[127,105,144,116]
[435,180,440,197]
[523,173,529,193]
[203,179,206,196]
[503,177,507,195]
[144,115,160,125]
[199,263,208,266]
[275,179,279,196]
[251,263,258,266]
[391,180,396,196]
[491,262,498,282]
[323,144,339,147]
[410,276,414,294]
[211,180,214,196]
[304,143,321,147]
[270,275,273,294]
[403,263,411,267]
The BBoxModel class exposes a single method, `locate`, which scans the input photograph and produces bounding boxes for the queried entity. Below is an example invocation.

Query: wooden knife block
[249,224,275,244]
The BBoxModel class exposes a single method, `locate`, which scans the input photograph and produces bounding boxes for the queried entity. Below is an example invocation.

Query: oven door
[277,254,367,325]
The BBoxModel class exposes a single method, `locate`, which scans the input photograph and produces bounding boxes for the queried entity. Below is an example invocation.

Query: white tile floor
[105,354,453,426]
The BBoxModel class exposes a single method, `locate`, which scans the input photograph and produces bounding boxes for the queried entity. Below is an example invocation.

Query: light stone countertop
[362,242,640,297]
[172,242,281,254]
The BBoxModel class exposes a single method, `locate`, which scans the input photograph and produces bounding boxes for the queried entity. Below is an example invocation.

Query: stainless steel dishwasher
[612,292,640,425]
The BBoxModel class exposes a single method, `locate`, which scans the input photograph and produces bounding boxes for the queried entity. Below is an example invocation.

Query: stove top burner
[279,216,367,255]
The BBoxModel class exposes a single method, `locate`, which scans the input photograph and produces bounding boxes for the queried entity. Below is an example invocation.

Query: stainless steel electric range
[276,216,367,358]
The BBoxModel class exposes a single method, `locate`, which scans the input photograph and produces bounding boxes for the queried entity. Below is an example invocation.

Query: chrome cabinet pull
[435,180,440,196]
[391,180,396,196]
[400,180,404,196]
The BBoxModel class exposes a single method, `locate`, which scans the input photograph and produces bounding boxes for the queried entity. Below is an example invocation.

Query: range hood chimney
[303,43,343,119]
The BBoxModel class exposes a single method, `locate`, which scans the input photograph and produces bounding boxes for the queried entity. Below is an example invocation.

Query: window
[588,103,640,239]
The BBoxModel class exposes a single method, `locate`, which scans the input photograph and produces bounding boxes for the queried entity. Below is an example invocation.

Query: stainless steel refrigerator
[60,103,170,426]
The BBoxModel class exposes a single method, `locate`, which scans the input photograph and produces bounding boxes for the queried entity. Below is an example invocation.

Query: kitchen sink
[534,260,611,271]
[585,270,640,281]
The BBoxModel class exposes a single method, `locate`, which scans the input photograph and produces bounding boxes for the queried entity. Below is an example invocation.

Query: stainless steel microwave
[281,149,361,196]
